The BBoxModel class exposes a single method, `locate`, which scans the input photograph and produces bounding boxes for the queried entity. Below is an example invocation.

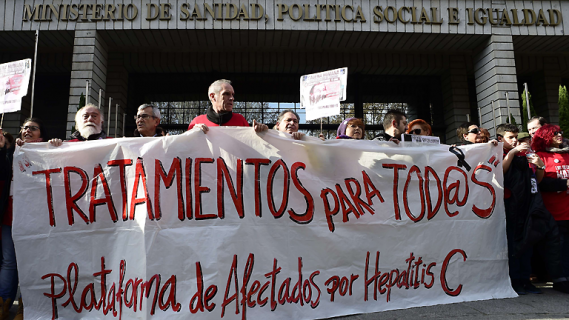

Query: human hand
[528,154,544,167]
[291,132,304,140]
[389,138,400,145]
[48,138,63,147]
[488,139,498,146]
[194,124,209,134]
[16,138,24,147]
[319,133,325,141]
[0,129,5,148]
[512,144,530,154]
[252,120,268,132]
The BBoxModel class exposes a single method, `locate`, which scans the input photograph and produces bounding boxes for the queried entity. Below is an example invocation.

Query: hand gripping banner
[12,128,516,320]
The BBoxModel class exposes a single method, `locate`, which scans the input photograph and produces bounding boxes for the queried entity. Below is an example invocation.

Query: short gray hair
[208,79,232,96]
[138,104,161,119]
[75,103,103,124]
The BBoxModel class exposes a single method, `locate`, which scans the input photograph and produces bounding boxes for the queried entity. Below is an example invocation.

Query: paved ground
[6,282,569,319]
[333,282,569,320]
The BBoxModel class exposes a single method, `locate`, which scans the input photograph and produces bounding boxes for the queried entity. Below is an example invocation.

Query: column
[67,30,108,137]
[474,32,521,138]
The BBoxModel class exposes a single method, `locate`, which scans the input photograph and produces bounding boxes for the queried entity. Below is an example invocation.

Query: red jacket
[187,114,249,130]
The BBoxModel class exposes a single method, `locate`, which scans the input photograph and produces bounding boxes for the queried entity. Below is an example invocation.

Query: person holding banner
[336,117,365,139]
[0,117,56,319]
[274,109,304,140]
[456,122,485,145]
[134,104,166,137]
[0,129,15,319]
[187,79,268,133]
[406,119,432,136]
[373,109,407,144]
[67,104,110,141]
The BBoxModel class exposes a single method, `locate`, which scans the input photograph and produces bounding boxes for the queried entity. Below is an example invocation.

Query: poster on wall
[0,59,32,113]
[12,128,515,320]
[300,67,348,121]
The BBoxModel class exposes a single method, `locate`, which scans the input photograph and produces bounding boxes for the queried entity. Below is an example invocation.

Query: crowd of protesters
[0,78,568,319]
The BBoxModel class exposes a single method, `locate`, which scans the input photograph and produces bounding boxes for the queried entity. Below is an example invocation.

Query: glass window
[151,100,408,139]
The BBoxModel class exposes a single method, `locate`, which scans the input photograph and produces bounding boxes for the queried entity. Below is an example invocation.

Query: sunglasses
[554,131,564,136]
[411,128,422,135]
[468,128,480,134]
[20,125,39,131]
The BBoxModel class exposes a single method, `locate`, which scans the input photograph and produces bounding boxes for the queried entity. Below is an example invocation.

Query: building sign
[13,129,515,320]
[23,3,562,27]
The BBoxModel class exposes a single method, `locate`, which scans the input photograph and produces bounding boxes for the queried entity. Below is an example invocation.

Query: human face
[276,112,299,134]
[78,106,103,138]
[136,107,159,137]
[20,121,41,142]
[393,117,408,136]
[210,83,234,113]
[551,130,563,148]
[499,131,518,150]
[464,125,482,143]
[345,122,363,139]
[528,119,541,137]
[410,125,429,136]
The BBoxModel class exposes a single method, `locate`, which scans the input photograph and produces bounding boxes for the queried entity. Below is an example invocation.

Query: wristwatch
[537,165,546,170]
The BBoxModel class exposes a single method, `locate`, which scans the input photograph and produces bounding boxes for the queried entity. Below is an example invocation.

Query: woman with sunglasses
[406,119,432,136]
[532,124,569,284]
[336,118,365,140]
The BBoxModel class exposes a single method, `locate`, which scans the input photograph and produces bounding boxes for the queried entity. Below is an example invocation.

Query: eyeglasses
[554,131,564,136]
[135,114,155,120]
[411,128,422,135]
[20,125,39,131]
[468,128,480,134]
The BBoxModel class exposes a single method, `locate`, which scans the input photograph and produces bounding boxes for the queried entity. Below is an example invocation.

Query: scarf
[546,146,569,153]
[206,106,233,125]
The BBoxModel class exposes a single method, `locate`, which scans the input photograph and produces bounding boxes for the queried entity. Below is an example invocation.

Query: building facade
[1,0,568,142]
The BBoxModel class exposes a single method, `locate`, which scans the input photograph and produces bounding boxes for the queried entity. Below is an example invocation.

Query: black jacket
[504,155,562,276]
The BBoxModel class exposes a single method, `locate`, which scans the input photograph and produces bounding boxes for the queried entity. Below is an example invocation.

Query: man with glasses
[135,104,165,137]
[68,104,110,141]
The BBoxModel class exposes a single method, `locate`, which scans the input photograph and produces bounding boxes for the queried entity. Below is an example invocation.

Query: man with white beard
[68,104,110,141]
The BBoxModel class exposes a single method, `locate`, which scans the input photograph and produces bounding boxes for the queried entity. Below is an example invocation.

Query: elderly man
[374,109,407,143]
[68,103,110,141]
[135,104,165,137]
[274,109,304,140]
[187,79,268,133]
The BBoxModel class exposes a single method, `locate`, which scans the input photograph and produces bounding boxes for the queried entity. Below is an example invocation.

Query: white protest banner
[0,59,32,113]
[300,68,347,121]
[13,129,516,320]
